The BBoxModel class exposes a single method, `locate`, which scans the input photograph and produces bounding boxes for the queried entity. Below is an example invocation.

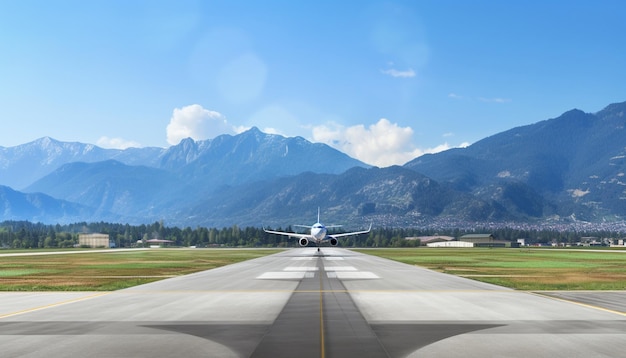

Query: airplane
[263,208,371,251]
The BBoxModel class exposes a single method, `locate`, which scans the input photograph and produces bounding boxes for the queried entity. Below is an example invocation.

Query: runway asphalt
[1,247,626,357]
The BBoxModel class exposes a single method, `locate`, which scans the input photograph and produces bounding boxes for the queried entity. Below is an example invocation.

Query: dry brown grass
[0,249,282,291]
[356,248,626,290]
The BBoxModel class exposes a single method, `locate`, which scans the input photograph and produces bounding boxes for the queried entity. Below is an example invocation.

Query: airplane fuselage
[310,223,327,243]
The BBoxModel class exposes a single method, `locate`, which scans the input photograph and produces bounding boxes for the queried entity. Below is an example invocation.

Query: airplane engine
[299,238,309,246]
[329,238,338,246]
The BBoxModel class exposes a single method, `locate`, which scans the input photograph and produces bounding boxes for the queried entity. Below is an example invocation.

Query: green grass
[4,247,626,292]
[0,248,282,291]
[354,248,626,291]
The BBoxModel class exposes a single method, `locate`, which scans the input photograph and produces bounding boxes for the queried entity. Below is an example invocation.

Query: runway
[1,248,626,357]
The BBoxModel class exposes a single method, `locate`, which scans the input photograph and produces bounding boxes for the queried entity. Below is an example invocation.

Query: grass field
[2,247,626,291]
[0,248,282,291]
[356,248,626,290]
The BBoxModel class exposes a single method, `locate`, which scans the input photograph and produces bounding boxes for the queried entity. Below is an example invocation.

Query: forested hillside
[0,221,620,249]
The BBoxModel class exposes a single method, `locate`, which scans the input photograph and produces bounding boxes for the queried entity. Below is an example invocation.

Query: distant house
[78,233,110,248]
[459,234,513,248]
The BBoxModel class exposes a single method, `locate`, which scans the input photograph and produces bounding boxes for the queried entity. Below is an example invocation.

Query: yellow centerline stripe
[530,292,626,317]
[0,292,111,319]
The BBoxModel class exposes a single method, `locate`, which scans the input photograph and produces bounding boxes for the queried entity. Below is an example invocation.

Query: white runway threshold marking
[257,272,308,280]
[325,266,379,279]
[257,266,319,279]
[284,266,319,271]
[257,257,379,280]
[327,271,379,279]
[258,270,378,280]
[324,266,358,271]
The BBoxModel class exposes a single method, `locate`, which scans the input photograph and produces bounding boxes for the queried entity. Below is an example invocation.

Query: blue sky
[1,0,625,166]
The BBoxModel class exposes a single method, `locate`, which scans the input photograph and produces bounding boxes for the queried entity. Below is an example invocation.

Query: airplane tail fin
[317,207,320,223]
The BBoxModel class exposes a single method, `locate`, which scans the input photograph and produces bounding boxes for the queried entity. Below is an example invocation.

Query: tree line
[0,220,623,249]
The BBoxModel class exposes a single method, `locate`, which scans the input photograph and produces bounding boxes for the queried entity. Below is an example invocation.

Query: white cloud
[427,143,453,154]
[381,68,416,78]
[260,127,283,135]
[311,119,470,167]
[233,125,250,134]
[166,104,235,145]
[97,136,141,149]
[311,119,420,167]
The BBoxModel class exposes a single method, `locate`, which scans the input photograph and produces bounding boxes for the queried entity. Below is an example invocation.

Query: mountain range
[1,101,626,229]
[406,101,626,223]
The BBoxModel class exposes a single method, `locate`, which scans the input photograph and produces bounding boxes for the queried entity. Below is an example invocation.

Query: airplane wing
[327,223,372,238]
[263,228,311,239]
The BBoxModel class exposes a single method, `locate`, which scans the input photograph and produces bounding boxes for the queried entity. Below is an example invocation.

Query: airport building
[408,234,518,248]
[406,236,458,247]
[459,234,515,247]
[408,236,455,246]
[78,233,110,248]
[427,240,474,248]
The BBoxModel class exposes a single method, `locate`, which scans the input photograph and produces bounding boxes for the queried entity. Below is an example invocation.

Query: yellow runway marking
[531,292,626,317]
[0,292,111,319]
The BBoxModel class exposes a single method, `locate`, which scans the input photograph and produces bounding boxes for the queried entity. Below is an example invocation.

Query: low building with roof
[78,233,110,248]
[406,236,455,246]
[427,241,474,248]
[459,234,515,248]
